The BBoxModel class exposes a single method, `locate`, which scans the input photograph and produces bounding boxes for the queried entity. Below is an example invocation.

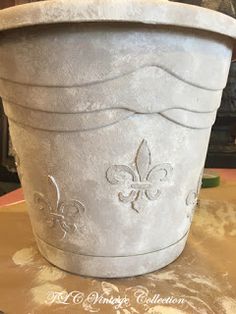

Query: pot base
[35,232,188,278]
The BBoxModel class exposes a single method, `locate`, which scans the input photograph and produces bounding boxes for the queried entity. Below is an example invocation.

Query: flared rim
[0,0,235,40]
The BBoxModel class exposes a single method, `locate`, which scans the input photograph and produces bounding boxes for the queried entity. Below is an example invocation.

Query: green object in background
[202,170,220,188]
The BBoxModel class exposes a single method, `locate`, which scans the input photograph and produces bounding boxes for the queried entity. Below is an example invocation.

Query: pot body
[0,22,233,277]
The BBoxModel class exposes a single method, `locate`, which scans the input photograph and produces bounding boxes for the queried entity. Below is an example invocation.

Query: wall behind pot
[171,0,236,18]
[0,0,43,10]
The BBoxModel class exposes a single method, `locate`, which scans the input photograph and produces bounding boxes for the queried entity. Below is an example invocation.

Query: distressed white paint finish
[0,0,235,277]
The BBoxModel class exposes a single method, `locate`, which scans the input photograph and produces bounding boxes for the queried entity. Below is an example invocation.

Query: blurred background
[0,0,236,196]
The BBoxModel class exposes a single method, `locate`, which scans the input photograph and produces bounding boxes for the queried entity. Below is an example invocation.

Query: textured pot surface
[0,0,235,277]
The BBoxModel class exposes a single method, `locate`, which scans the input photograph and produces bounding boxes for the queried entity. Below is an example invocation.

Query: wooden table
[0,169,236,314]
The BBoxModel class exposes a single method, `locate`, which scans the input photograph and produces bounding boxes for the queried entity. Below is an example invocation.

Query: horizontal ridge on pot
[0,0,236,39]
[3,100,218,131]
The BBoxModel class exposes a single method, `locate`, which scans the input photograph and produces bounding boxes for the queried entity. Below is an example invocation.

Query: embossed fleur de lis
[186,169,203,220]
[34,175,86,239]
[12,149,23,182]
[106,140,173,213]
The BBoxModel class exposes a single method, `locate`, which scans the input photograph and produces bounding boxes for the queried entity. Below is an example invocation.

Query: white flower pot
[0,0,235,277]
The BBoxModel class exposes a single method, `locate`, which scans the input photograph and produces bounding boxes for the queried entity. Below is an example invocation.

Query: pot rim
[0,0,235,40]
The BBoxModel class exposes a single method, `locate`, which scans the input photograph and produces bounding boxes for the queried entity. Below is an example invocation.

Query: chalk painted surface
[0,198,236,314]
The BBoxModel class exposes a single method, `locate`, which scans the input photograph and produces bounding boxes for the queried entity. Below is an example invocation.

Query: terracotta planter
[0,0,235,277]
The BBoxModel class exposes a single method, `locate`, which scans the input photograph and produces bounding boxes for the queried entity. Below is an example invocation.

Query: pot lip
[0,0,235,40]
